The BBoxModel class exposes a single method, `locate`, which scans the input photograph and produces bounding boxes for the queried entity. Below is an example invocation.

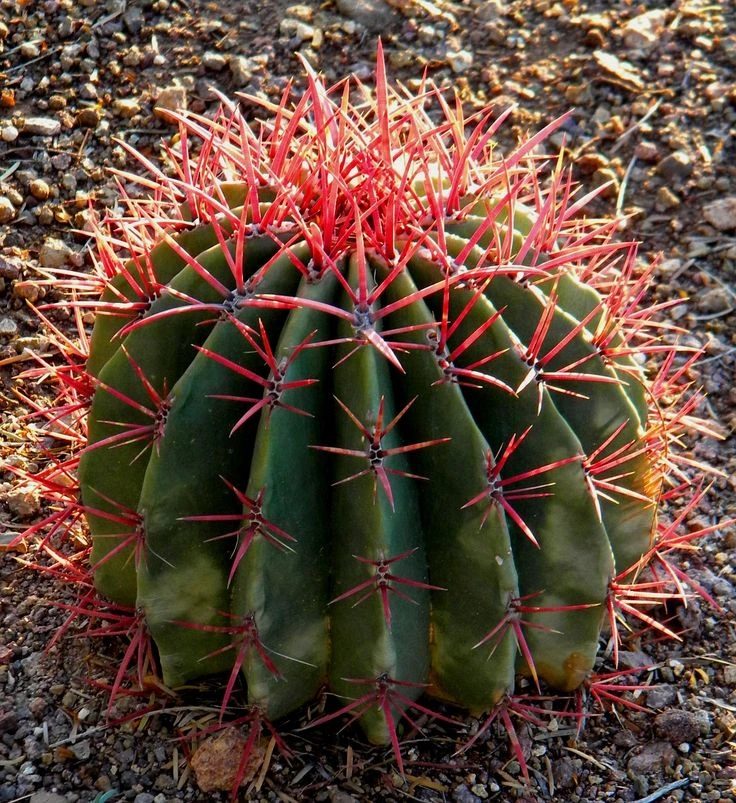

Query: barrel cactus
[17,48,715,771]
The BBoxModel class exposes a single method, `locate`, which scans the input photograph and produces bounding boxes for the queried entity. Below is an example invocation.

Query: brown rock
[0,256,21,280]
[29,178,51,201]
[654,709,707,744]
[0,710,18,733]
[634,141,659,161]
[190,727,265,793]
[627,740,676,774]
[592,167,619,198]
[154,85,187,121]
[655,186,681,210]
[48,94,67,110]
[577,152,608,175]
[0,196,15,223]
[76,108,100,128]
[13,281,41,304]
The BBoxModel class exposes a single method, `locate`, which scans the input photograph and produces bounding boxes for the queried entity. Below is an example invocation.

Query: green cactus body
[80,236,280,605]
[443,232,656,573]
[136,245,308,685]
[380,267,519,713]
[327,311,431,743]
[230,269,338,720]
[62,55,700,758]
[404,252,613,691]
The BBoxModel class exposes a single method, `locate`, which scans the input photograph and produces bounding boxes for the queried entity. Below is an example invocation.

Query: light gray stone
[229,55,253,87]
[202,51,227,71]
[656,150,693,181]
[22,117,61,137]
[335,0,399,33]
[0,316,18,337]
[703,196,736,231]
[39,237,73,268]
[623,10,667,52]
[696,287,732,314]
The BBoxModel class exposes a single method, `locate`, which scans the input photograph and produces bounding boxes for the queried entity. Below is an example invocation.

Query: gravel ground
[1,1,736,801]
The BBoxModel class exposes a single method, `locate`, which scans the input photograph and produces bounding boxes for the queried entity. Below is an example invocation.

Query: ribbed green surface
[81,196,657,742]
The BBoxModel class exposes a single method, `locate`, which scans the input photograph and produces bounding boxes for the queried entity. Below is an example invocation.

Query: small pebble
[13,281,41,303]
[657,150,693,181]
[39,237,73,268]
[634,140,659,161]
[592,166,619,198]
[113,97,141,117]
[79,81,98,99]
[123,6,145,34]
[330,792,358,803]
[29,178,51,200]
[229,55,253,87]
[35,202,55,223]
[447,49,474,73]
[202,51,227,71]
[627,740,677,774]
[51,152,72,170]
[453,784,483,803]
[47,94,67,110]
[0,316,18,337]
[76,107,100,128]
[28,794,67,803]
[0,196,15,223]
[1,124,18,142]
[154,85,187,120]
[646,684,677,709]
[703,196,736,231]
[0,256,21,279]
[21,117,61,136]
[696,287,732,314]
[190,727,264,793]
[20,41,41,59]
[123,45,143,67]
[622,9,667,52]
[0,710,19,733]
[334,0,398,32]
[28,697,46,718]
[70,740,91,760]
[655,709,707,744]
[655,186,681,210]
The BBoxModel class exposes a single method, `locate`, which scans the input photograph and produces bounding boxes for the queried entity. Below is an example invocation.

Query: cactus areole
[42,48,708,757]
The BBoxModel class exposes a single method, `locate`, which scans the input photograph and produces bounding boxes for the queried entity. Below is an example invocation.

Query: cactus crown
[14,46,718,785]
